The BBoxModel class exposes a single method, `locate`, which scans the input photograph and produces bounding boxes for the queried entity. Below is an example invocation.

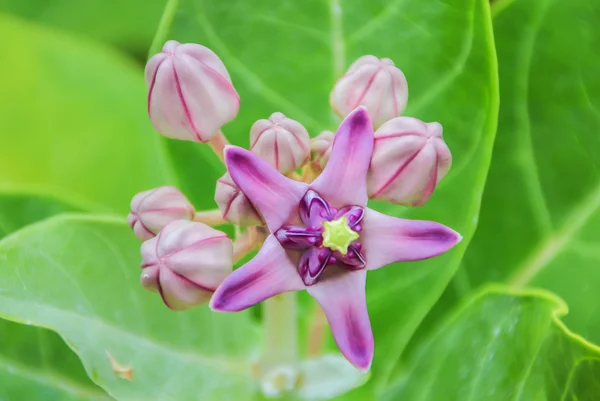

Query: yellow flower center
[321,217,360,255]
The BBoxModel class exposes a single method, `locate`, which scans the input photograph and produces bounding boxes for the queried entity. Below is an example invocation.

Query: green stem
[208,130,229,163]
[148,0,179,57]
[307,302,327,356]
[262,292,298,369]
[232,229,258,263]
[192,209,226,226]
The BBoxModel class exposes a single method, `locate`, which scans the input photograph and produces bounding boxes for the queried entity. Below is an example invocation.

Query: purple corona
[275,190,366,285]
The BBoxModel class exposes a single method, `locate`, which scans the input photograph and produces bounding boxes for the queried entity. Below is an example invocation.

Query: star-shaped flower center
[273,190,367,286]
[322,216,360,255]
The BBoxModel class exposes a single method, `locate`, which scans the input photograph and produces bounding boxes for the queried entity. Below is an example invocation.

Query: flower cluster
[128,40,460,372]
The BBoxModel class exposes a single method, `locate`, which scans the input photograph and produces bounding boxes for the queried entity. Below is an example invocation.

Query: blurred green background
[0,0,170,213]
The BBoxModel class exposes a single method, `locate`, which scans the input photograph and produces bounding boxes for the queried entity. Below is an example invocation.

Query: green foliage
[0,0,166,54]
[384,288,600,401]
[463,0,600,344]
[0,189,82,237]
[0,215,259,400]
[0,192,111,400]
[0,0,598,399]
[0,319,112,401]
[401,0,600,396]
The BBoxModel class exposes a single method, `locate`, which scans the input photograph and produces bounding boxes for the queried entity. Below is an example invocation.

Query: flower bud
[145,40,240,143]
[214,173,264,226]
[249,112,310,174]
[140,220,232,311]
[309,130,334,172]
[367,117,451,206]
[330,55,408,127]
[127,186,195,241]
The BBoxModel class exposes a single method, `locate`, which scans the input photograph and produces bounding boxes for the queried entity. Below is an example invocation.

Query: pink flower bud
[367,117,451,206]
[145,40,240,143]
[140,220,232,311]
[127,186,195,241]
[249,112,310,174]
[214,173,264,226]
[309,130,334,172]
[330,55,408,127]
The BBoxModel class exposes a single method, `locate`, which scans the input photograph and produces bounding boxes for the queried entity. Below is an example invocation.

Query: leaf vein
[193,10,325,132]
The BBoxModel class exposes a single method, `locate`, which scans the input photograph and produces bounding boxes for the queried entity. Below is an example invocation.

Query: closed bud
[140,220,232,311]
[249,112,310,174]
[330,55,408,127]
[127,186,195,241]
[310,130,334,172]
[214,173,264,226]
[367,117,451,206]
[145,40,240,143]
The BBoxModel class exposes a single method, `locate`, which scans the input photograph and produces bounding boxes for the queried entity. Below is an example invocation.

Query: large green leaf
[0,14,174,213]
[0,319,112,401]
[0,190,111,400]
[384,288,600,401]
[0,215,259,400]
[1,0,166,55]
[425,0,600,348]
[152,0,498,393]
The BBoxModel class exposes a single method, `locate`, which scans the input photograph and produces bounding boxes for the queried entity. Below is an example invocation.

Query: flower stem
[307,302,327,356]
[287,171,303,181]
[262,292,298,369]
[193,210,226,226]
[233,230,258,263]
[208,130,229,163]
[301,164,319,184]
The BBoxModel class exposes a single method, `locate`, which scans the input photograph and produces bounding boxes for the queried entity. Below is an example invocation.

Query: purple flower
[210,107,461,370]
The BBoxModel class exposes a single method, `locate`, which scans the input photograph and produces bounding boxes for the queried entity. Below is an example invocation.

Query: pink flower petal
[225,146,308,232]
[171,54,239,141]
[311,107,374,207]
[146,41,239,143]
[361,208,462,270]
[368,117,452,206]
[140,265,160,293]
[176,42,233,82]
[306,268,373,371]
[158,267,212,311]
[210,236,305,312]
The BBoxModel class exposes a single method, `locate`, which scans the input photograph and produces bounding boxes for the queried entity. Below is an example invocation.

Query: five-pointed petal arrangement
[210,107,461,370]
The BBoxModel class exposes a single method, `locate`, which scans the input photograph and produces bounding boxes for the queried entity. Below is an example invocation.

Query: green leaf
[160,139,224,209]
[1,0,166,54]
[0,214,259,400]
[0,319,112,401]
[0,190,111,400]
[0,186,84,238]
[438,0,600,346]
[0,14,174,212]
[152,0,499,393]
[383,287,600,401]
